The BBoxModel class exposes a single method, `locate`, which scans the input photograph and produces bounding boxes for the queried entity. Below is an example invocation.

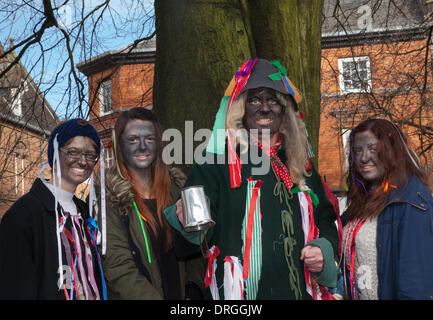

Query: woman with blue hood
[0,119,106,300]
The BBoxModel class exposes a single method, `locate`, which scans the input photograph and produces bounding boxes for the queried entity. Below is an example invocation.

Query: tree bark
[154,0,252,138]
[248,0,323,167]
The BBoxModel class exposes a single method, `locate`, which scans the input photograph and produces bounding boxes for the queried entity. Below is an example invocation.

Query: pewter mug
[181,186,215,232]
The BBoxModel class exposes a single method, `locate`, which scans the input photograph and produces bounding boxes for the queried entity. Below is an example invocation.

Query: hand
[300,245,324,273]
[176,199,184,226]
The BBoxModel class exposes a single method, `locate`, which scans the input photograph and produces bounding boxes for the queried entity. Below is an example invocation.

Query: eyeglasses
[59,147,99,162]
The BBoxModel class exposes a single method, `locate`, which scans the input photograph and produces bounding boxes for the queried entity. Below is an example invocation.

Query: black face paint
[242,87,283,135]
[353,130,385,186]
[120,120,157,171]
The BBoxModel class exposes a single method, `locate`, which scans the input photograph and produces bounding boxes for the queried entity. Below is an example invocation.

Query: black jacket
[0,178,104,299]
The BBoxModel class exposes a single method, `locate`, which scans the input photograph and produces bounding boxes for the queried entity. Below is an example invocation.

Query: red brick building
[320,0,433,203]
[0,42,59,217]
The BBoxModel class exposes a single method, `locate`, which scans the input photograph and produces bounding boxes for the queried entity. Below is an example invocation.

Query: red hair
[346,118,431,222]
[114,108,173,251]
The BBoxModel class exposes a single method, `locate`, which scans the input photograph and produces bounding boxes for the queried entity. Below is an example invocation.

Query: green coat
[101,166,205,300]
[165,148,339,300]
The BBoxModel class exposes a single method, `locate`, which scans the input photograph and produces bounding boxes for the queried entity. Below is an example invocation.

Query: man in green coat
[165,59,339,300]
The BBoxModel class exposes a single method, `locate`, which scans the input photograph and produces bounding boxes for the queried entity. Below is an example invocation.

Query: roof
[76,36,156,76]
[0,42,59,135]
[322,0,428,48]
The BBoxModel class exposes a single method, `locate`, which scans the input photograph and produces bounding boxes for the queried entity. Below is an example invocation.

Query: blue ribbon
[87,216,108,300]
[281,74,295,96]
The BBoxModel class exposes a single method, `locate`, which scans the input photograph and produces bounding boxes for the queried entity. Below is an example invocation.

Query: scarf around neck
[250,134,293,191]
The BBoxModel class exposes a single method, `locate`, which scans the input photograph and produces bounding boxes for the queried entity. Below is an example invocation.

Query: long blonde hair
[226,91,310,187]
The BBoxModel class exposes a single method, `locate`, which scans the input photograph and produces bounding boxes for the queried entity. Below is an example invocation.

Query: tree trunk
[154,0,252,160]
[248,0,323,167]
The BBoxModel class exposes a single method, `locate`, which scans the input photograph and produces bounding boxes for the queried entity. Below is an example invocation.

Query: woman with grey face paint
[342,118,433,300]
[102,108,205,300]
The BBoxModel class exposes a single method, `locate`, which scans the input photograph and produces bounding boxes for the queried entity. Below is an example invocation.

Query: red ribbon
[346,218,366,298]
[305,193,319,243]
[204,246,220,288]
[227,133,242,189]
[251,135,293,191]
[224,256,234,274]
[226,59,259,189]
[300,192,335,300]
[243,178,263,279]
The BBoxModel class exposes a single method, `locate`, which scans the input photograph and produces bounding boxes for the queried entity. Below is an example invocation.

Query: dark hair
[113,108,172,251]
[346,118,431,221]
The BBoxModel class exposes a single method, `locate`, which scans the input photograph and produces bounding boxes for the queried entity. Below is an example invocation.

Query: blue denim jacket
[339,175,433,300]
[377,175,433,300]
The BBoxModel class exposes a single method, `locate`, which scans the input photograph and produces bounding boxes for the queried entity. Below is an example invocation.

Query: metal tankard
[181,186,215,232]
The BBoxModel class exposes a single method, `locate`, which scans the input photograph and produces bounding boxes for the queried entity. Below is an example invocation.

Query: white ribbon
[52,135,65,290]
[223,256,244,300]
[86,141,106,255]
[99,142,106,255]
[297,192,310,246]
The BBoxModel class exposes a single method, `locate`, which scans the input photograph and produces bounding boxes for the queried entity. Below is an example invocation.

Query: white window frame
[99,80,112,115]
[338,56,372,94]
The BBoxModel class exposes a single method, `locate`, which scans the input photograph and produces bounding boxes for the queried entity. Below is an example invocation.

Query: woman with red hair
[342,118,433,300]
[102,108,204,299]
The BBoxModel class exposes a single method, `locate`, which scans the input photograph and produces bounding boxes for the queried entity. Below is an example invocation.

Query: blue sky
[0,0,155,119]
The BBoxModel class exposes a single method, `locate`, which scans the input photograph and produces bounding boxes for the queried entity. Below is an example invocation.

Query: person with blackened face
[242,87,284,143]
[342,118,433,300]
[164,59,341,300]
[0,119,106,299]
[102,108,204,300]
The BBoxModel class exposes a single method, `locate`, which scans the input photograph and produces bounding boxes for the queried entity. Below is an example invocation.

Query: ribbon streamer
[223,256,244,300]
[133,200,152,264]
[241,178,263,300]
[87,216,108,300]
[226,59,258,188]
[298,191,335,300]
[204,245,220,300]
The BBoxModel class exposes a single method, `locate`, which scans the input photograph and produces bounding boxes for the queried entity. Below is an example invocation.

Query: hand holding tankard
[178,186,215,232]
